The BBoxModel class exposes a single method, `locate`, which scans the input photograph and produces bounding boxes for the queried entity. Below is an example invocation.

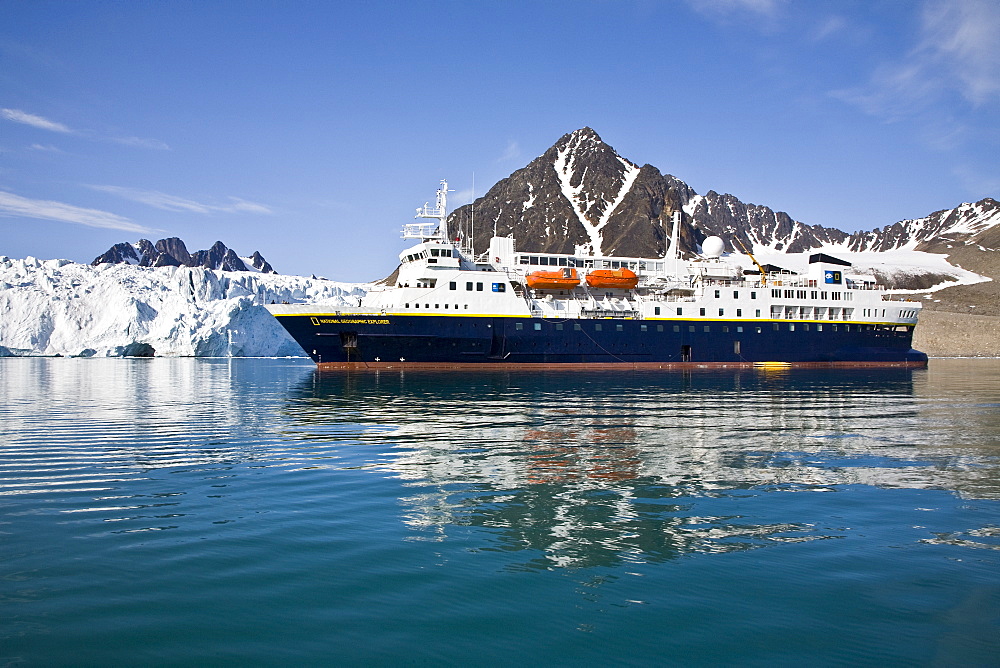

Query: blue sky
[2,0,998,281]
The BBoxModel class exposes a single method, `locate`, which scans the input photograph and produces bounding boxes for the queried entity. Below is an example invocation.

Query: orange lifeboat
[525,267,580,290]
[585,268,638,290]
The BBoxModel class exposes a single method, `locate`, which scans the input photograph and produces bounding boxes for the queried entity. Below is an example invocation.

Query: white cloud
[0,191,152,233]
[832,0,1000,117]
[497,140,522,162]
[919,0,1000,105]
[90,185,273,215]
[1,108,71,133]
[687,0,784,17]
[28,143,63,152]
[1,108,169,150]
[111,135,171,151]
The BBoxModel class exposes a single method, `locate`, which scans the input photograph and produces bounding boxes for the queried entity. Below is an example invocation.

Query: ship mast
[414,179,453,241]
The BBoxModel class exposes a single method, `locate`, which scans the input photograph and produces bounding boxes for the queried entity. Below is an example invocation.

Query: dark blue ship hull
[273,314,928,369]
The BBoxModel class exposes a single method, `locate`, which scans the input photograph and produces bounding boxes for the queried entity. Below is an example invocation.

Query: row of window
[516,256,666,272]
[447,281,507,293]
[510,321,905,333]
[770,288,850,301]
[402,247,454,264]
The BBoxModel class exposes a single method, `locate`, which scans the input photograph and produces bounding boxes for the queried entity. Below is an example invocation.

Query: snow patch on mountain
[0,256,367,358]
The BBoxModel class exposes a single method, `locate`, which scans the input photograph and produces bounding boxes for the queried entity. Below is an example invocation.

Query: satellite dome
[702,236,725,258]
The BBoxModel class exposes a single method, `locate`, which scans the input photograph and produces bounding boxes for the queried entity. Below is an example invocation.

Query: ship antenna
[415,179,453,240]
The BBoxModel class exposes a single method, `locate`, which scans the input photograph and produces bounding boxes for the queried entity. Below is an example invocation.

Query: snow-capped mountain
[0,256,365,358]
[93,237,276,273]
[450,127,1000,258]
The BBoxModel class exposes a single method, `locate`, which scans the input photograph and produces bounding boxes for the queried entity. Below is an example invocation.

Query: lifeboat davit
[585,268,638,290]
[525,267,580,290]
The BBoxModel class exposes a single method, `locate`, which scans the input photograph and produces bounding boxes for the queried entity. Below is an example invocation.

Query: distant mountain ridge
[448,127,1000,258]
[93,237,275,273]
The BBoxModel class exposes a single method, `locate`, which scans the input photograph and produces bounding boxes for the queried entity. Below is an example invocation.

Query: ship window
[405,303,409,308]
[773,323,779,331]
[788,324,795,331]
[574,323,582,331]
[449,282,456,290]
[736,326,743,333]
[425,304,430,308]
[722,326,729,332]
[435,304,439,309]
[704,326,710,332]
[519,256,528,265]
[772,289,781,297]
[677,307,683,316]
[616,324,623,331]
[476,282,483,291]
[736,309,742,317]
[821,292,828,299]
[832,325,839,332]
[672,325,678,332]
[559,257,568,266]
[756,327,762,334]
[718,308,724,317]
[784,290,794,299]
[811,291,818,299]
[689,326,695,332]
[733,291,739,298]
[832,292,841,300]
[797,290,806,299]
[751,292,756,299]
[803,324,810,331]
[699,308,706,316]
[534,322,542,330]
[640,325,647,332]
[654,307,661,315]
[529,257,538,265]
[515,323,523,330]
[714,290,720,298]
[430,249,439,256]
[817,324,823,331]
[556,323,563,331]
[734,341,741,355]
[466,282,473,290]
[595,324,602,331]
[756,309,761,317]
[444,304,448,309]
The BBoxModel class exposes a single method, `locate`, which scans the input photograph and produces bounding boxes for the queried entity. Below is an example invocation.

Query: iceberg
[0,256,367,357]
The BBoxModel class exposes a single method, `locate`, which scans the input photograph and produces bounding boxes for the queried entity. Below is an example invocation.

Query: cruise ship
[267,181,927,369]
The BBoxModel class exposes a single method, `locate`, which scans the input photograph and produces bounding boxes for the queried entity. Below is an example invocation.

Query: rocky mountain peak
[449,129,1000,264]
[92,238,276,273]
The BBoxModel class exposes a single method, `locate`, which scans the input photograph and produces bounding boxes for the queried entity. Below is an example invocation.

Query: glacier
[0,256,367,358]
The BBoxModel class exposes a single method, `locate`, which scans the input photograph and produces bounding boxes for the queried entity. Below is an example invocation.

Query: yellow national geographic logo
[310,317,389,325]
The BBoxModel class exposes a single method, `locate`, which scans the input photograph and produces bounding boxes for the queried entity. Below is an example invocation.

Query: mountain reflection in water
[280,364,1000,569]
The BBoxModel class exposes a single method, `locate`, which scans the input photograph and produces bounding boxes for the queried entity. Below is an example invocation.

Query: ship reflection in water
[281,363,1000,569]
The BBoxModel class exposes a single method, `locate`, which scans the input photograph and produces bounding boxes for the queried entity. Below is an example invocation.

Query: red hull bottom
[316,360,929,371]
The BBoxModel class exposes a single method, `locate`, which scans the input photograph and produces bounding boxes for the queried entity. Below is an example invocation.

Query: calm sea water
[2,358,999,666]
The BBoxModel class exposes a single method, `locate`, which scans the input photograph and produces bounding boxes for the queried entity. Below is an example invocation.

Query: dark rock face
[448,128,1000,260]
[117,342,156,357]
[92,238,276,273]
